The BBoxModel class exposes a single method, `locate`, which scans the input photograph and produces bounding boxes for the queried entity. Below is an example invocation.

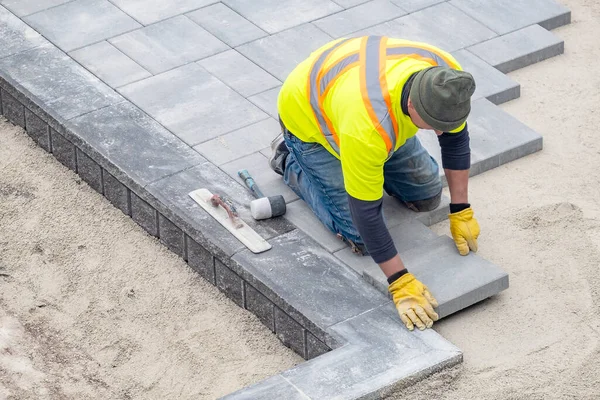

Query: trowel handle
[238,169,265,199]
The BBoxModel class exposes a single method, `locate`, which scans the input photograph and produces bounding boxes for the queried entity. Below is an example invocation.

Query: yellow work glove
[448,207,480,256]
[388,273,439,331]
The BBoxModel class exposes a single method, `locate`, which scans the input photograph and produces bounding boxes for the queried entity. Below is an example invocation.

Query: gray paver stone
[1,89,24,128]
[450,0,571,35]
[0,43,123,120]
[306,332,330,360]
[110,0,218,25]
[144,163,295,259]
[221,375,307,400]
[283,200,346,254]
[186,3,267,47]
[220,151,299,204]
[389,0,444,12]
[102,171,130,215]
[247,86,281,119]
[367,236,509,318]
[50,129,76,171]
[282,305,462,399]
[237,24,332,81]
[158,213,185,258]
[467,24,564,74]
[67,102,206,188]
[275,307,305,357]
[186,236,216,285]
[231,229,388,331]
[197,50,280,98]
[0,0,73,17]
[24,109,51,152]
[357,2,497,52]
[194,118,281,165]
[223,0,342,34]
[245,283,275,332]
[0,5,47,58]
[216,259,244,308]
[452,49,520,105]
[314,0,407,39]
[76,149,103,194]
[110,15,228,75]
[119,63,268,145]
[23,0,141,52]
[69,41,151,88]
[130,191,158,236]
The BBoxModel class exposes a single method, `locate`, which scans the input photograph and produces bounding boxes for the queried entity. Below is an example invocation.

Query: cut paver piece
[220,152,299,204]
[109,0,218,25]
[364,236,509,318]
[0,5,47,58]
[197,50,280,98]
[313,0,407,39]
[357,2,497,52]
[109,15,228,75]
[450,0,571,35]
[0,43,122,120]
[118,63,268,145]
[237,24,333,81]
[467,24,565,74]
[186,3,267,47]
[194,118,281,165]
[223,0,342,34]
[69,41,151,88]
[451,49,520,105]
[0,0,73,17]
[23,0,141,52]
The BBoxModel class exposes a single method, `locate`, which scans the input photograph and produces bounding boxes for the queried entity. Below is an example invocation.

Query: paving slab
[237,24,333,81]
[0,43,123,120]
[364,236,509,318]
[450,0,571,35]
[467,24,565,74]
[0,0,73,17]
[186,3,267,47]
[67,102,206,188]
[389,0,445,12]
[332,0,370,8]
[118,63,268,146]
[451,49,520,105]
[109,15,228,75]
[223,0,342,34]
[313,0,407,39]
[109,0,218,25]
[194,117,280,165]
[0,6,47,58]
[69,41,151,88]
[197,50,280,98]
[220,151,299,203]
[357,2,497,52]
[23,0,141,52]
[248,86,281,119]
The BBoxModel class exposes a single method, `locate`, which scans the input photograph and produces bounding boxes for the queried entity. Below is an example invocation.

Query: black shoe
[269,132,289,176]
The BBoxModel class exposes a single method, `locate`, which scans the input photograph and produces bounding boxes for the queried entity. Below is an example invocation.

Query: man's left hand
[448,207,480,255]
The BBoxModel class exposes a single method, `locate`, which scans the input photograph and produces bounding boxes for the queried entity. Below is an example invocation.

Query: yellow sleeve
[340,134,389,201]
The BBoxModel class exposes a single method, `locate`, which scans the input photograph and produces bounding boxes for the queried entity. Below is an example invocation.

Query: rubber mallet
[238,169,287,220]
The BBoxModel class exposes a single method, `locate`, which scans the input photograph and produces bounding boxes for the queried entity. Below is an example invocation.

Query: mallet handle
[238,169,265,199]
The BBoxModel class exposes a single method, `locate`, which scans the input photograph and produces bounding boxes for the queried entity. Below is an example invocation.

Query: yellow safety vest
[278,36,462,201]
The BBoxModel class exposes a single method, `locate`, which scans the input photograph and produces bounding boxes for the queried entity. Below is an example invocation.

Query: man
[270,36,480,331]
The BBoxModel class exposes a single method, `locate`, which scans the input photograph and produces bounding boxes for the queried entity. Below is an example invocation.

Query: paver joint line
[0,1,572,397]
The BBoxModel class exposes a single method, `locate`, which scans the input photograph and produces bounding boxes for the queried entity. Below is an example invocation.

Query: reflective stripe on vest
[307,36,455,156]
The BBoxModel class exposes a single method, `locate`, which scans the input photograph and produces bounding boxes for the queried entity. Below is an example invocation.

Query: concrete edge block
[215,258,245,308]
[538,10,572,31]
[0,88,25,128]
[24,108,51,152]
[76,148,103,194]
[130,191,158,237]
[158,213,186,258]
[50,128,77,172]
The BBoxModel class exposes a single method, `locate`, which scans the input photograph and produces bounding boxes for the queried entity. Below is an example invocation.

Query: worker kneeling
[270,36,480,331]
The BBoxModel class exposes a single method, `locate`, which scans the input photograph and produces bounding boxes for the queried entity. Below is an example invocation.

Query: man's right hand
[388,273,439,331]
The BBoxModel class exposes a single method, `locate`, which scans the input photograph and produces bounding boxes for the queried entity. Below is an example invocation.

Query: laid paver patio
[0,1,570,398]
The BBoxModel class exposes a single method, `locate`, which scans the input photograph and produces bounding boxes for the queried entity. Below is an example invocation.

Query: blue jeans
[283,129,442,246]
